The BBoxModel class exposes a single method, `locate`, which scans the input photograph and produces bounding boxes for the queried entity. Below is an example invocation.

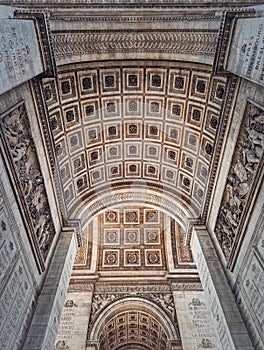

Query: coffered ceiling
[42,60,227,230]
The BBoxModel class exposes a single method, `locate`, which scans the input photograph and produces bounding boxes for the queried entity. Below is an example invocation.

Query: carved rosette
[0,103,55,261]
[215,102,264,261]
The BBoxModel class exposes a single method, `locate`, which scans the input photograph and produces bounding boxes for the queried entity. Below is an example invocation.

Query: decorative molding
[30,79,68,227]
[52,30,217,58]
[50,14,219,22]
[79,191,190,227]
[68,281,95,292]
[202,74,240,223]
[171,282,203,291]
[213,9,256,75]
[215,101,264,262]
[171,219,194,267]
[94,283,171,294]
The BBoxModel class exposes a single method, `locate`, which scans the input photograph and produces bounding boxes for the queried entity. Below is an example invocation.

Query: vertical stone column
[173,287,221,349]
[54,282,94,350]
[23,228,77,350]
[191,227,254,349]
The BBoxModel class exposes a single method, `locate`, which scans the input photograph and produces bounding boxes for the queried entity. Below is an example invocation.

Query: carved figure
[201,338,214,348]
[216,104,264,258]
[32,185,46,211]
[55,340,70,350]
[1,104,56,260]
[64,299,78,308]
[38,222,51,251]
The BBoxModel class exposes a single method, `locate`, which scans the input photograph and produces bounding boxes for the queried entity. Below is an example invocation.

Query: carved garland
[52,31,217,58]
[0,103,56,264]
[90,293,178,331]
[215,101,264,262]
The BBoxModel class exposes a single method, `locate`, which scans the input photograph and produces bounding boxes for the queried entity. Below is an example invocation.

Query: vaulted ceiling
[42,60,228,232]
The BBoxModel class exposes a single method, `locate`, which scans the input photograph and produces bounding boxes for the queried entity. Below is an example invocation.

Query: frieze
[68,281,94,292]
[0,103,56,262]
[52,31,217,58]
[171,282,203,291]
[50,15,219,22]
[215,101,264,261]
[94,283,171,294]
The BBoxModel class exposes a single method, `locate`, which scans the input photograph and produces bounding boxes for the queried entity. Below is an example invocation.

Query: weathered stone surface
[173,291,221,349]
[23,230,77,350]
[54,289,93,350]
[0,19,43,95]
[191,228,254,350]
[227,17,264,87]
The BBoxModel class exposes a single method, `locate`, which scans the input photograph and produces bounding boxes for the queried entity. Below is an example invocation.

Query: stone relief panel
[215,101,264,262]
[0,103,56,263]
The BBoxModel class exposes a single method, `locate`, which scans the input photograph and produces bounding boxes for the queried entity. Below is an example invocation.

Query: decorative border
[52,30,217,58]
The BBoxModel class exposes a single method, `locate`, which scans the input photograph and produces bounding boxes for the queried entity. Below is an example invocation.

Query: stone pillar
[191,227,254,350]
[23,228,77,350]
[173,287,221,349]
[54,282,94,350]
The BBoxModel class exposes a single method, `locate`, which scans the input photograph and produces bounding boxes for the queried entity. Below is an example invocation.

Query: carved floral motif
[1,104,55,260]
[53,31,217,58]
[215,103,264,260]
[91,292,177,323]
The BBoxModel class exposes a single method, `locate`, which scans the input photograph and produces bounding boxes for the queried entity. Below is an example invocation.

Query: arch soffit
[89,297,179,341]
[73,187,197,230]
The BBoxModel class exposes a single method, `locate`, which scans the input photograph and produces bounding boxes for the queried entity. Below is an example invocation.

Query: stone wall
[207,76,264,348]
[0,155,39,349]
[0,10,64,348]
[173,291,221,349]
[54,287,93,350]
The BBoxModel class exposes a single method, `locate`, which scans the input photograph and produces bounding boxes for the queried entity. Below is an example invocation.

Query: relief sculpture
[0,103,55,260]
[90,292,177,324]
[215,103,264,260]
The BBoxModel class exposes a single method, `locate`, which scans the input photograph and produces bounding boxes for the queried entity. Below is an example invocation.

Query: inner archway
[88,297,180,350]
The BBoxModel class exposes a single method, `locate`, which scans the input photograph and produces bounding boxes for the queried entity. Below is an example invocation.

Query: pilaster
[23,228,77,350]
[191,227,254,349]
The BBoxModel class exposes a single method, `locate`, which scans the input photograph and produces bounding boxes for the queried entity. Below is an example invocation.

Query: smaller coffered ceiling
[72,205,195,280]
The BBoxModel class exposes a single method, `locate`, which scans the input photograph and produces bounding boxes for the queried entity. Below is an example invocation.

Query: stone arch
[88,297,180,350]
[73,187,197,231]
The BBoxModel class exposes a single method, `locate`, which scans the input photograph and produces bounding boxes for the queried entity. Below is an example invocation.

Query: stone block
[0,19,44,95]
